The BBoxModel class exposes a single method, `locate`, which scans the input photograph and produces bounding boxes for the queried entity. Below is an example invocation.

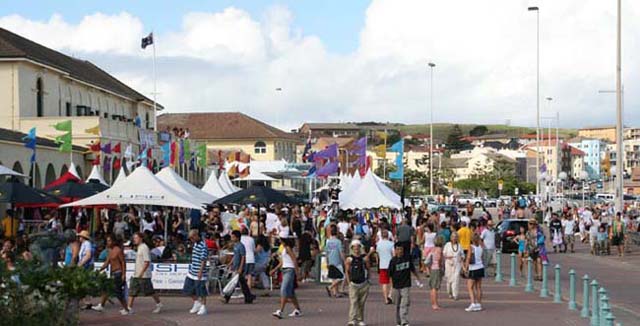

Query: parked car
[483,198,498,207]
[456,194,484,207]
[496,219,529,253]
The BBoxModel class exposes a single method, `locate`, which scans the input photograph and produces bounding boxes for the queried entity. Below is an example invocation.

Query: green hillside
[396,123,577,140]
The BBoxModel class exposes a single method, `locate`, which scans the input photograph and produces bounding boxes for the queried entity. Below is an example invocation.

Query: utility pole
[615,0,624,212]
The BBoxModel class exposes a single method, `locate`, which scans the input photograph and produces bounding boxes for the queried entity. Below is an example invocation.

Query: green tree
[446,124,471,152]
[469,125,489,137]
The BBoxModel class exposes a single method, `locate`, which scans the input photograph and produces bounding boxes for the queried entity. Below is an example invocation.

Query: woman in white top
[422,223,437,274]
[443,232,463,300]
[271,237,302,319]
[463,234,484,312]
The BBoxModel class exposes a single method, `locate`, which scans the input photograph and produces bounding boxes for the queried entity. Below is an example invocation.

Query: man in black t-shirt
[549,213,563,253]
[388,243,422,326]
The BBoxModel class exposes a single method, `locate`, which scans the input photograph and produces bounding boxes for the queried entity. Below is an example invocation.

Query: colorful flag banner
[22,127,36,163]
[52,120,72,132]
[374,144,387,159]
[113,157,122,171]
[184,139,191,163]
[170,141,177,167]
[196,144,207,168]
[84,125,100,136]
[55,132,72,153]
[160,142,171,168]
[389,140,404,180]
[101,142,112,154]
[113,142,121,154]
[179,139,185,164]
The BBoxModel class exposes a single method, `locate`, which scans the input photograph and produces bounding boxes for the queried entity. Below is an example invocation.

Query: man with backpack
[345,239,371,326]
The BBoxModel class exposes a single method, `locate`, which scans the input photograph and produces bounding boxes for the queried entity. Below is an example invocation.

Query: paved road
[80,271,588,326]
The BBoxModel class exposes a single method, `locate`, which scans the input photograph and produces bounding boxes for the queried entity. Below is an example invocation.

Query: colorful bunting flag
[22,127,36,163]
[52,120,72,132]
[113,142,121,154]
[101,142,112,154]
[84,125,100,136]
[179,139,185,164]
[196,144,207,168]
[54,132,72,153]
[374,144,387,159]
[160,142,171,168]
[389,140,404,180]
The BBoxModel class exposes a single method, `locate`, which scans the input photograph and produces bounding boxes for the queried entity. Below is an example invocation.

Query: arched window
[254,141,267,154]
[45,164,56,185]
[36,78,44,117]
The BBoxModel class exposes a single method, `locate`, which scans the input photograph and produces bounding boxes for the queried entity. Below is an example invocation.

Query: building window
[254,141,267,154]
[65,102,72,117]
[36,78,44,117]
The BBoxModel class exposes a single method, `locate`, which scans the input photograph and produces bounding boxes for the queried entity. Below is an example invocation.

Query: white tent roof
[156,167,216,204]
[61,166,202,209]
[339,173,363,203]
[202,170,228,198]
[112,167,127,187]
[339,170,401,209]
[218,171,240,194]
[236,169,276,181]
[69,162,80,178]
[373,173,391,183]
[86,165,108,186]
[0,164,26,177]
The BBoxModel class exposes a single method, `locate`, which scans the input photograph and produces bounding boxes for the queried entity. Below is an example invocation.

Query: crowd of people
[1,194,638,324]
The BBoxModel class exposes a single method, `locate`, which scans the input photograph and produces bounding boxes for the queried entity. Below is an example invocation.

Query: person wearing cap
[345,239,372,326]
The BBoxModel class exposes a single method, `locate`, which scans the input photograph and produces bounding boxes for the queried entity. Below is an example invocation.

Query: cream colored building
[578,126,617,143]
[0,27,166,183]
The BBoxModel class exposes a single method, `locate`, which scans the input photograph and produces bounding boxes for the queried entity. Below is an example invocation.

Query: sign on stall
[95,262,190,290]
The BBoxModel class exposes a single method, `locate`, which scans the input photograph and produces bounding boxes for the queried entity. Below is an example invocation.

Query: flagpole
[152,31,157,132]
[383,129,387,179]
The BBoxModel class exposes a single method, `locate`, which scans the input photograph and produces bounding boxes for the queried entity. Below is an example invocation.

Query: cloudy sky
[1,0,638,131]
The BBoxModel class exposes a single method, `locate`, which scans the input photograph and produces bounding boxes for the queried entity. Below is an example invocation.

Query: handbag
[222,273,240,296]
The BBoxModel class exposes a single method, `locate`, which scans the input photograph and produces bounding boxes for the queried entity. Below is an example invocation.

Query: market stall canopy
[156,167,216,204]
[202,170,228,198]
[68,162,81,179]
[0,178,61,208]
[43,171,82,190]
[275,185,301,193]
[85,179,109,193]
[214,185,298,205]
[236,169,276,182]
[218,171,241,194]
[61,166,202,209]
[339,170,401,210]
[112,167,127,187]
[86,165,108,186]
[45,180,99,202]
[0,164,26,178]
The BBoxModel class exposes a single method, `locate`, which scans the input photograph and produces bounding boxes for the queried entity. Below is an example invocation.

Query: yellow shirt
[458,227,472,250]
[2,217,18,238]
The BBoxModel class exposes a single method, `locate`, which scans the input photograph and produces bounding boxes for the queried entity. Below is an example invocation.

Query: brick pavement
[80,272,589,326]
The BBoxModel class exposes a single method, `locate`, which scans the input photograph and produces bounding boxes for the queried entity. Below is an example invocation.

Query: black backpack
[350,255,367,284]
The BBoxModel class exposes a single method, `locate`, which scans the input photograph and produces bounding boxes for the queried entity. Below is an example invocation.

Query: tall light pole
[428,62,436,196]
[615,0,624,212]
[528,6,540,201]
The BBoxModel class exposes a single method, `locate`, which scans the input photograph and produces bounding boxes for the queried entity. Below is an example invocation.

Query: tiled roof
[0,127,85,151]
[0,28,156,105]
[301,123,360,130]
[157,112,298,141]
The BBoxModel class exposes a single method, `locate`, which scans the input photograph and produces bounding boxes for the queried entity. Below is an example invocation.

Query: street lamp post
[615,0,624,212]
[528,6,541,201]
[428,62,436,196]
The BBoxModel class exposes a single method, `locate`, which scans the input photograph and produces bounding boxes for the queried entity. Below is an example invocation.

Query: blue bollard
[525,257,534,292]
[568,269,577,310]
[554,264,562,303]
[581,275,590,318]
[598,288,607,325]
[600,293,609,326]
[601,301,610,326]
[591,280,600,326]
[540,262,549,297]
[509,253,517,287]
[495,250,503,282]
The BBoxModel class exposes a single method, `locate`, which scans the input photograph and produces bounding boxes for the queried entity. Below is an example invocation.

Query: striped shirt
[188,241,209,279]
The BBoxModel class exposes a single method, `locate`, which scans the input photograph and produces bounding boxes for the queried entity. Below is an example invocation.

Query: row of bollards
[497,251,621,326]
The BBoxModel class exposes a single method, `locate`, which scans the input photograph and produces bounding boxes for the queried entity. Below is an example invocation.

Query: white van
[595,193,614,201]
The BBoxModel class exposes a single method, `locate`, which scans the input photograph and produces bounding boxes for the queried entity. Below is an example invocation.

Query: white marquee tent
[156,167,216,205]
[339,170,401,209]
[86,165,108,186]
[61,166,202,209]
[202,170,228,198]
[218,171,241,194]
[0,164,26,177]
[112,167,127,187]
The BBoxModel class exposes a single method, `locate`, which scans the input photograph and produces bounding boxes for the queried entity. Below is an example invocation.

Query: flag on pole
[389,140,404,180]
[113,142,121,154]
[160,142,171,168]
[92,153,101,166]
[101,142,112,154]
[103,156,111,173]
[374,144,386,158]
[113,157,122,171]
[184,139,191,163]
[22,127,36,163]
[141,32,154,49]
[302,132,312,162]
[376,131,387,141]
[170,141,177,167]
[179,139,185,164]
[124,144,133,160]
[52,120,72,132]
[54,132,72,153]
[89,141,101,153]
[196,144,207,168]
[84,125,100,136]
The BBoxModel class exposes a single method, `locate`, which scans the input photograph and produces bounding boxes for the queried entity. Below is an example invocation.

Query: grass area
[395,123,577,140]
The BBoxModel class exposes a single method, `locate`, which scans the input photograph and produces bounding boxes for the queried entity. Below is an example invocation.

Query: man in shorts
[128,232,162,314]
[562,214,576,253]
[184,229,209,315]
[91,235,129,315]
[374,229,394,304]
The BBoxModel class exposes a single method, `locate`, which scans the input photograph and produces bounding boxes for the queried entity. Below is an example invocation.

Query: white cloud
[1,0,639,131]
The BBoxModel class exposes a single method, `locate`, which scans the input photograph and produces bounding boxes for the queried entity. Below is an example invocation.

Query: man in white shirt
[337,218,351,238]
[265,210,280,235]
[588,217,601,255]
[240,228,256,288]
[562,215,576,253]
[480,220,496,277]
[374,229,395,304]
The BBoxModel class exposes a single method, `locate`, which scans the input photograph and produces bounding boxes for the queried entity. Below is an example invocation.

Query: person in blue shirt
[253,238,271,289]
[222,230,256,304]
